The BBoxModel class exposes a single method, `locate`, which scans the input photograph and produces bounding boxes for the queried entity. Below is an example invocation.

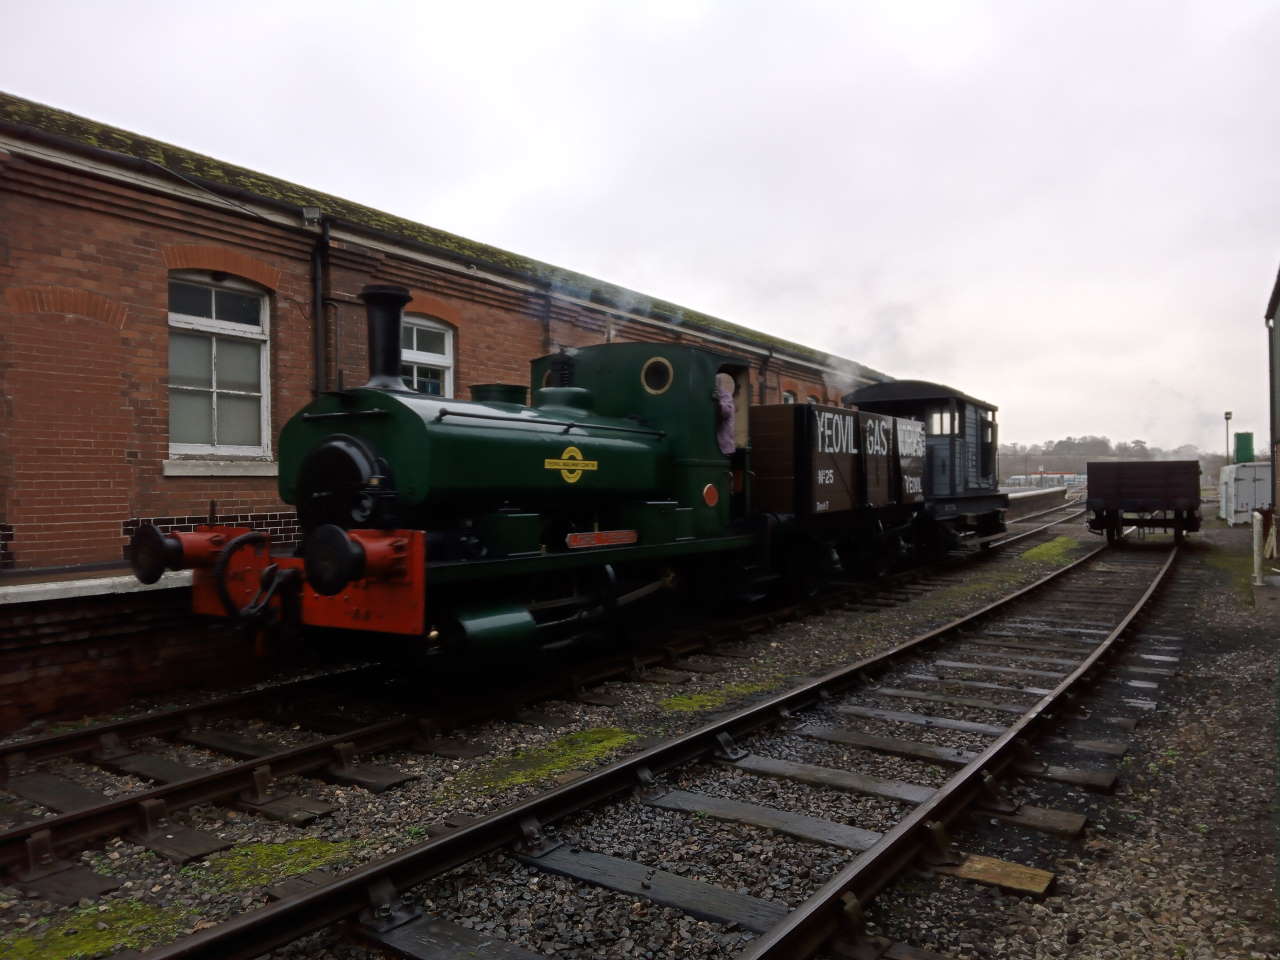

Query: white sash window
[400,314,453,398]
[167,273,271,457]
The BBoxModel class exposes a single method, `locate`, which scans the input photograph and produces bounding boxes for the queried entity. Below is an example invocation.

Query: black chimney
[359,284,412,390]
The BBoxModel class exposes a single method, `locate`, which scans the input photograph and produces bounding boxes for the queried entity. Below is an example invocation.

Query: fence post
[1252,509,1265,586]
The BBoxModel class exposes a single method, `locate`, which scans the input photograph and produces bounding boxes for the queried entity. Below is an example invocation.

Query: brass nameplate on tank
[545,445,598,483]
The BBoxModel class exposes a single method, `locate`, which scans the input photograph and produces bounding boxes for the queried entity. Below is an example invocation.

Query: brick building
[0,90,886,575]
[0,90,887,728]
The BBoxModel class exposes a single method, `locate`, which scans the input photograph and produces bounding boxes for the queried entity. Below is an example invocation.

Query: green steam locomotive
[130,285,1005,659]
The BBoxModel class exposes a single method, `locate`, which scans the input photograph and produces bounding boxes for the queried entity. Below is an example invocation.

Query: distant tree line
[998,436,1262,483]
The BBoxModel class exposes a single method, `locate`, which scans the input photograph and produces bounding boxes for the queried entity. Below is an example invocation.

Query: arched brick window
[400,313,454,398]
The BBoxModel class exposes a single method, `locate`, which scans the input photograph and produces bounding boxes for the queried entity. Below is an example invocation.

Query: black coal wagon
[1085,460,1201,543]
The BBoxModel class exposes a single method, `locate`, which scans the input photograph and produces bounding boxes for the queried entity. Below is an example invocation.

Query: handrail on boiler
[433,407,666,438]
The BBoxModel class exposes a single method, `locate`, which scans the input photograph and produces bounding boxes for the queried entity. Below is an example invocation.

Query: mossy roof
[0,89,885,379]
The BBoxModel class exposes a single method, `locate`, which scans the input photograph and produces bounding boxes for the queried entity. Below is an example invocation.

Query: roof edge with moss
[0,89,887,381]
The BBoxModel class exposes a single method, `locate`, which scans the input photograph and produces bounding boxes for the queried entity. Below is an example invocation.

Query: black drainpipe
[311,218,331,395]
[540,283,554,353]
[758,350,774,403]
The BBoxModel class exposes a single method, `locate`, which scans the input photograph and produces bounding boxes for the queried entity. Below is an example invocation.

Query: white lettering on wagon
[897,419,926,458]
[864,418,891,456]
[815,411,858,455]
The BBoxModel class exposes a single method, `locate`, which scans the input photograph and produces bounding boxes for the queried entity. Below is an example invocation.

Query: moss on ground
[1021,535,1085,566]
[201,838,351,889]
[917,569,1015,607]
[459,728,637,791]
[659,678,784,713]
[1,899,192,960]
[1203,548,1255,603]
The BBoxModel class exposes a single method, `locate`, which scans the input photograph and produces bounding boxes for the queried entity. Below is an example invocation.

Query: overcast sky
[6,0,1278,451]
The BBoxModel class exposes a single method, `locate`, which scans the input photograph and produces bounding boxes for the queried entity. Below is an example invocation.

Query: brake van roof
[846,379,997,411]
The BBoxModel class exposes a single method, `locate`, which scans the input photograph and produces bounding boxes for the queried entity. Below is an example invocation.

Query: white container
[1219,462,1273,525]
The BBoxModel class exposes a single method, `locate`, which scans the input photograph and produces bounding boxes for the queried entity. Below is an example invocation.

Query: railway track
[0,533,1176,959]
[0,498,1085,819]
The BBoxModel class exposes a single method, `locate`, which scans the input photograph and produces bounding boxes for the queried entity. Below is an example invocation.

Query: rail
[742,544,1176,958]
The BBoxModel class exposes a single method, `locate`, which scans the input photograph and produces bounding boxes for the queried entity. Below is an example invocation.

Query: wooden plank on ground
[869,686,1028,715]
[706,643,761,659]
[980,803,1087,836]
[930,852,1053,896]
[1044,736,1128,756]
[958,650,1081,668]
[905,673,1052,697]
[1014,761,1116,792]
[964,638,1092,656]
[933,660,1067,680]
[355,914,550,959]
[839,706,1131,757]
[5,772,105,813]
[1102,716,1139,730]
[103,753,208,784]
[1119,665,1176,677]
[806,727,1118,790]
[633,667,692,684]
[731,753,935,804]
[669,658,727,674]
[183,730,279,757]
[647,789,881,851]
[1107,677,1160,690]
[805,726,977,765]
[835,704,1005,736]
[518,846,788,933]
[574,689,622,707]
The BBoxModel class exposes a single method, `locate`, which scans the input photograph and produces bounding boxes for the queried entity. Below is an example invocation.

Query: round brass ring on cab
[702,483,720,507]
[641,356,674,395]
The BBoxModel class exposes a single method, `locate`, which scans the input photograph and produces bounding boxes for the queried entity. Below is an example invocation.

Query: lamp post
[1225,410,1233,464]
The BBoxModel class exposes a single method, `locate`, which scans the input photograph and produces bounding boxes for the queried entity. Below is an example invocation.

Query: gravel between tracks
[18,523,1272,960]
[857,525,1279,960]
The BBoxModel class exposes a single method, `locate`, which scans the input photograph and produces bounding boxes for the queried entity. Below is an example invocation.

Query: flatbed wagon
[1086,460,1201,543]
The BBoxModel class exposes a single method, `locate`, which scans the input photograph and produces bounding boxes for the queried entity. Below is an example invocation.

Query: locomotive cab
[530,343,752,533]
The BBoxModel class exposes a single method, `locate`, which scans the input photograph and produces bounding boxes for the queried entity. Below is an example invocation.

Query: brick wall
[0,148,844,571]
[0,587,268,733]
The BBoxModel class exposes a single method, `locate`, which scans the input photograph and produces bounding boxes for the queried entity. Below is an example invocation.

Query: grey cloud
[6,0,1279,450]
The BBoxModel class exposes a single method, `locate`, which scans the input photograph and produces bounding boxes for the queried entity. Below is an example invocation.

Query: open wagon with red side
[1086,460,1201,543]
